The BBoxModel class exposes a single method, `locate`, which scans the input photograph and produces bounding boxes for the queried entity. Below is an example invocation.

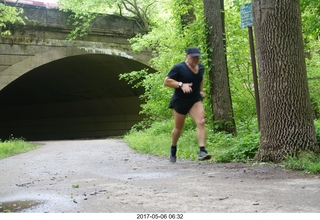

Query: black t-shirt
[166,61,204,100]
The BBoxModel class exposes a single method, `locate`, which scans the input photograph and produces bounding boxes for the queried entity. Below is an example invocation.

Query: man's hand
[181,83,193,93]
[200,91,206,99]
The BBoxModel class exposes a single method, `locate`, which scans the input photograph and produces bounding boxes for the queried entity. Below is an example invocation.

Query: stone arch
[0,46,151,91]
[0,47,155,141]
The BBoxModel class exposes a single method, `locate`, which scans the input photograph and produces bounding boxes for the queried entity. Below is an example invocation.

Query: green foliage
[300,0,320,42]
[58,0,118,14]
[124,0,212,128]
[58,0,161,37]
[66,12,98,40]
[58,0,117,39]
[0,3,25,35]
[283,151,320,174]
[124,120,172,156]
[302,1,320,117]
[119,69,172,121]
[124,118,260,162]
[213,131,260,163]
[305,41,320,117]
[315,120,320,145]
[130,0,254,130]
[0,136,40,159]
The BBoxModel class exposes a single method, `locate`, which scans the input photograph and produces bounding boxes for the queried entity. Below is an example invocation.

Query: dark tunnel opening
[0,54,155,141]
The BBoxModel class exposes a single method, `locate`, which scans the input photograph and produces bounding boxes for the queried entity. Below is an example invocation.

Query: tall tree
[252,0,319,162]
[203,0,237,135]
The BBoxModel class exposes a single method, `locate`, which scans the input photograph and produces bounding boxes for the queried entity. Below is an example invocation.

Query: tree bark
[252,0,319,162]
[203,0,237,135]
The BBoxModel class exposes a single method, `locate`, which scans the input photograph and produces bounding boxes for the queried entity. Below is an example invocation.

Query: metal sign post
[240,3,260,130]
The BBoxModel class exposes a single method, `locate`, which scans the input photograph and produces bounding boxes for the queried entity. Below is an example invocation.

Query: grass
[0,137,40,159]
[124,118,261,162]
[124,118,320,174]
[283,151,320,174]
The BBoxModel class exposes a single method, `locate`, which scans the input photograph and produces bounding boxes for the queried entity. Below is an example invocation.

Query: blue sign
[240,3,253,28]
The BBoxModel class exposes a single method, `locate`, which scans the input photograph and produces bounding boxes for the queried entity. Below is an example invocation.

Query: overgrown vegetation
[0,137,40,159]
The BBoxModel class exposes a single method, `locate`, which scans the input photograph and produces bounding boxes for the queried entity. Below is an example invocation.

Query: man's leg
[189,101,206,146]
[172,109,187,146]
[170,110,186,162]
[189,101,211,160]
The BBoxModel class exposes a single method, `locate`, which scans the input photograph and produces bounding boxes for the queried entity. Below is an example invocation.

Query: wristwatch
[178,82,183,88]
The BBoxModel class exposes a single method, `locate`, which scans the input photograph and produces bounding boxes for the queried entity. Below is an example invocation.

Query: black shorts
[168,96,202,115]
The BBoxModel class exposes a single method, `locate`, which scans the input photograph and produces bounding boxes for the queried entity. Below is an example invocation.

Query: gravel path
[0,139,320,213]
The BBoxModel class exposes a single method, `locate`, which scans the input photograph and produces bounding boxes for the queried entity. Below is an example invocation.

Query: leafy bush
[213,132,260,163]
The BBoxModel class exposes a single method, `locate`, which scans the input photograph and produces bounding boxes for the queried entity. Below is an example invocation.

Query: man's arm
[164,77,181,88]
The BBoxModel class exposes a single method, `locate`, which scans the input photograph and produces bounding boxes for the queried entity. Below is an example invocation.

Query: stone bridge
[0,5,155,141]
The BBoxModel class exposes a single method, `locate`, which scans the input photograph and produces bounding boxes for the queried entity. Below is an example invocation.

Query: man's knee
[197,118,206,127]
[172,127,183,135]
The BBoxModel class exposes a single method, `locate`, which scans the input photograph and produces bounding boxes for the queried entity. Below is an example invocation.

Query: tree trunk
[203,0,237,135]
[252,0,319,162]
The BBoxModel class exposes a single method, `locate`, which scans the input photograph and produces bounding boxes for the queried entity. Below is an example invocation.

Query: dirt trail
[0,139,320,213]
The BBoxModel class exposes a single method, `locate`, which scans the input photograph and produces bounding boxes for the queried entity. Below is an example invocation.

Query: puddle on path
[0,200,42,213]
